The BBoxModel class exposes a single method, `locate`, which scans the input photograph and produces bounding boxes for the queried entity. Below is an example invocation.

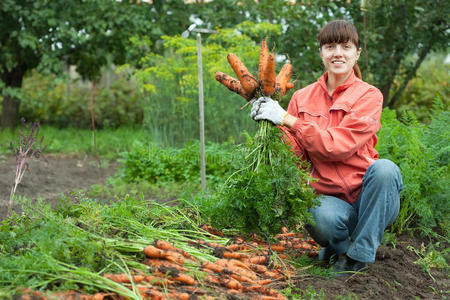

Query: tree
[350,0,450,107]
[0,0,152,128]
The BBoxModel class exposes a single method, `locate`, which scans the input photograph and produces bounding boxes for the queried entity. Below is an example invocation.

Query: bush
[377,99,449,237]
[18,69,143,128]
[118,140,237,187]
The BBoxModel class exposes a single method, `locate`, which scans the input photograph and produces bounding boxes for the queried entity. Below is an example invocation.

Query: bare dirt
[0,155,448,299]
[0,154,118,218]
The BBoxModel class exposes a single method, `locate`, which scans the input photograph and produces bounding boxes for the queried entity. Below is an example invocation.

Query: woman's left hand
[250,96,287,126]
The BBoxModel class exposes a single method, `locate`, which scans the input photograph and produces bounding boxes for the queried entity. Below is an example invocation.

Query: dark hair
[317,20,362,79]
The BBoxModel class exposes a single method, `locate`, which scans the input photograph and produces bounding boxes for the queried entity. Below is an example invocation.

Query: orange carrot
[225,244,241,251]
[215,71,252,101]
[270,244,285,252]
[227,53,258,97]
[222,251,249,260]
[247,255,268,265]
[200,224,224,237]
[143,245,184,264]
[258,39,269,86]
[144,275,173,286]
[170,273,195,285]
[230,273,257,285]
[202,262,224,273]
[262,52,276,96]
[286,82,294,90]
[249,263,268,274]
[155,266,195,285]
[276,232,295,238]
[258,278,273,285]
[221,275,243,291]
[274,61,293,96]
[103,273,145,283]
[144,258,188,272]
[154,240,194,260]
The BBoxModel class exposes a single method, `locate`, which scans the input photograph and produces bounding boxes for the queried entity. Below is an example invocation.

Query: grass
[0,125,150,159]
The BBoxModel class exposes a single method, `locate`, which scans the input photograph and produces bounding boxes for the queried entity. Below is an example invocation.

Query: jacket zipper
[334,162,351,198]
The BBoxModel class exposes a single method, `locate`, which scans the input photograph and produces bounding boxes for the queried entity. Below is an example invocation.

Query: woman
[251,20,402,276]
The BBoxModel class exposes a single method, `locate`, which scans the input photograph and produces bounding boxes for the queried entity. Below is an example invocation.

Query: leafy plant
[197,125,317,235]
[377,98,449,236]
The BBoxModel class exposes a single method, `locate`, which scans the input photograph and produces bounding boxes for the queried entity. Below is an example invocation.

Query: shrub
[377,99,449,237]
[19,70,143,128]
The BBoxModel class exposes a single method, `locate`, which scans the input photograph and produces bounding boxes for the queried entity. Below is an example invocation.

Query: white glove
[250,96,287,126]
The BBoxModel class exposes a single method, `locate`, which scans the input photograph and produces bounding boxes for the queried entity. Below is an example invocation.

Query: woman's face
[320,41,361,77]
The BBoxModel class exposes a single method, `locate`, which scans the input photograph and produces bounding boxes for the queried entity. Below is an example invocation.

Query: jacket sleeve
[277,97,306,159]
[289,88,383,162]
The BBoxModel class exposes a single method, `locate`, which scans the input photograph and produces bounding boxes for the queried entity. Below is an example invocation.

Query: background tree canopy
[1,0,448,128]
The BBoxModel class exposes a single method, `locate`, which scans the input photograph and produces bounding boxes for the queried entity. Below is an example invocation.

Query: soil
[0,155,448,299]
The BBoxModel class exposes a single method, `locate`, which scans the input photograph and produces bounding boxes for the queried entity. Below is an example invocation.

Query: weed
[9,118,46,213]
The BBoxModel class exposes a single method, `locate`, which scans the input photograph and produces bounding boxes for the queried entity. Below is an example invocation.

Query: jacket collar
[318,69,357,95]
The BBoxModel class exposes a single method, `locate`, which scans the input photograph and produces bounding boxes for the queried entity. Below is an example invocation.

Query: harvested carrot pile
[15,226,318,300]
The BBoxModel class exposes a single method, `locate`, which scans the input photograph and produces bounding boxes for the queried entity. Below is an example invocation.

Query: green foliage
[0,195,226,295]
[197,125,317,235]
[1,0,153,127]
[377,102,449,236]
[407,242,449,281]
[18,69,143,128]
[0,126,149,159]
[394,52,449,122]
[130,21,281,146]
[118,141,236,186]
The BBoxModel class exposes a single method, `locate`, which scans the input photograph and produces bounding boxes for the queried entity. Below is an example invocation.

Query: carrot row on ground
[15,225,317,299]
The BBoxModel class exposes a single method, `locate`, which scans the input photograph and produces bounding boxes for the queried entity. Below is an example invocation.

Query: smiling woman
[250,20,403,277]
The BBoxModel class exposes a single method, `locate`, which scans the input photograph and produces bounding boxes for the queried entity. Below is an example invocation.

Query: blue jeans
[310,159,402,263]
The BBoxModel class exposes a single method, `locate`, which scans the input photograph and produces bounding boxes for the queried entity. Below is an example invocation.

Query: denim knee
[363,159,403,189]
[310,197,356,241]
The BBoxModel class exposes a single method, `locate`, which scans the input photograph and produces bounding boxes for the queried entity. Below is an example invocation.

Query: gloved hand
[250,96,287,126]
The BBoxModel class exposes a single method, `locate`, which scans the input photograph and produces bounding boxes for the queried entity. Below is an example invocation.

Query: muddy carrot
[143,258,188,272]
[221,275,243,290]
[249,263,268,273]
[144,275,173,286]
[274,61,293,96]
[259,39,269,86]
[156,266,195,285]
[200,224,224,237]
[227,53,258,97]
[215,71,252,101]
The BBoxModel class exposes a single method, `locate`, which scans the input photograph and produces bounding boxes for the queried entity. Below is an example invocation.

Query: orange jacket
[281,70,383,204]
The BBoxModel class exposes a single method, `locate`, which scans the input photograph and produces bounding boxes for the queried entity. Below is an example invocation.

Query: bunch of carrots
[215,39,294,102]
[15,226,318,300]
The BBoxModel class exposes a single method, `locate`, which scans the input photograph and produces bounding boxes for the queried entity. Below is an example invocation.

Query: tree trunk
[1,95,20,129]
[1,65,26,129]
[387,44,432,109]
